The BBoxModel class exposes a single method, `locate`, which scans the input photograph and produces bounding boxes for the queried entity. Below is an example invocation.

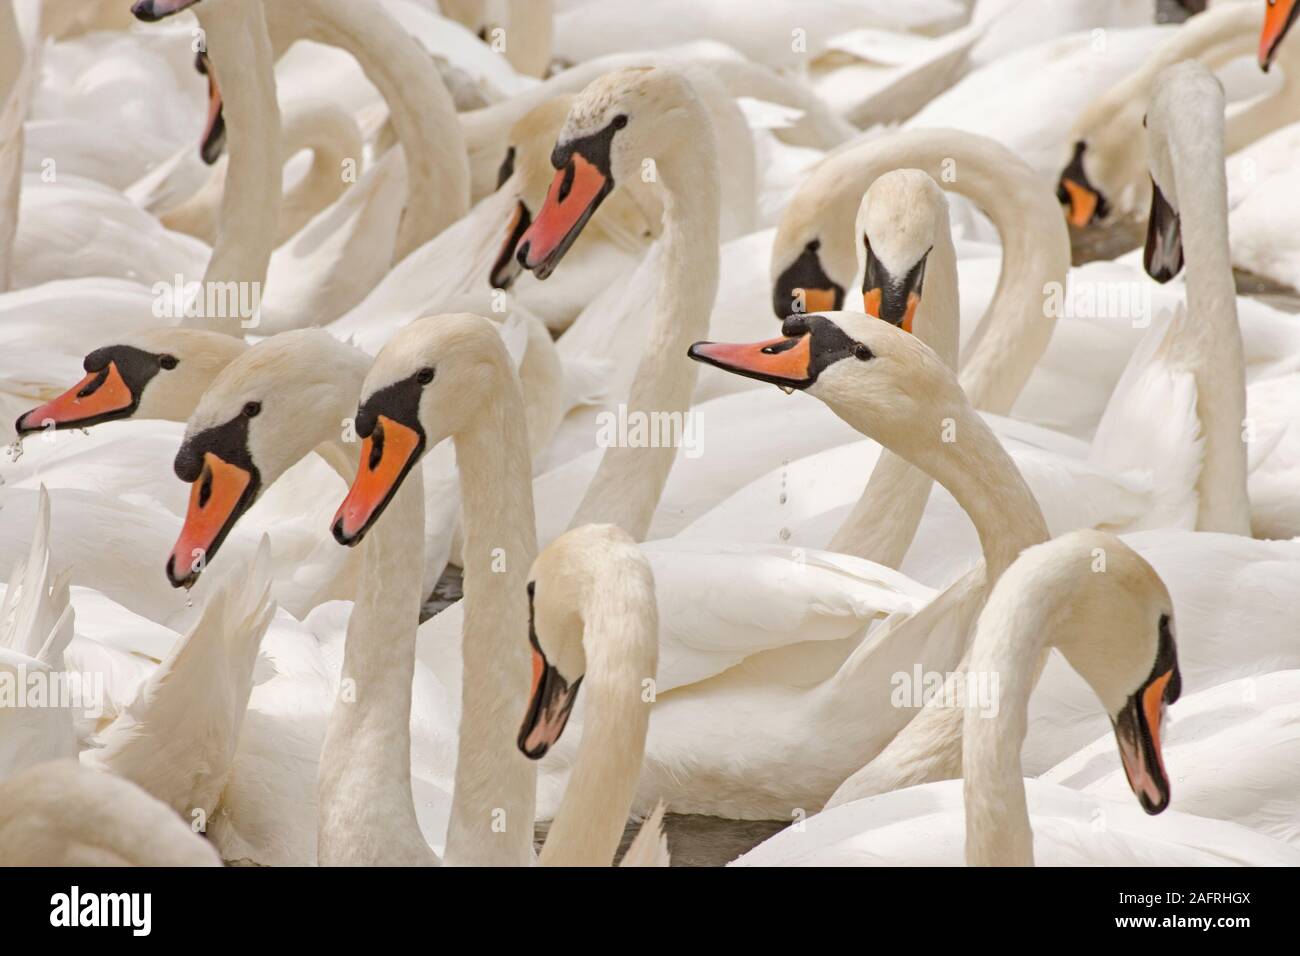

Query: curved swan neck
[194,0,281,335]
[961,569,1056,867]
[317,457,430,865]
[539,556,657,867]
[567,105,721,540]
[442,371,539,866]
[1162,93,1251,536]
[276,101,365,242]
[269,0,470,258]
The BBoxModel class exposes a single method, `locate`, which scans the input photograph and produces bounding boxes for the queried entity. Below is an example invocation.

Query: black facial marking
[783,315,870,379]
[496,146,517,190]
[490,201,532,290]
[771,238,845,319]
[171,410,263,569]
[1057,140,1111,224]
[862,236,930,328]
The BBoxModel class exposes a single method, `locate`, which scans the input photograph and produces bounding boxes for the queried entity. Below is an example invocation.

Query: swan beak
[166,453,255,589]
[14,362,135,435]
[862,242,927,333]
[687,335,813,391]
[515,153,612,280]
[332,415,424,546]
[490,200,532,290]
[1260,0,1299,71]
[1143,179,1184,284]
[1056,141,1109,228]
[130,0,200,22]
[517,648,583,759]
[197,53,226,165]
[1112,665,1179,815]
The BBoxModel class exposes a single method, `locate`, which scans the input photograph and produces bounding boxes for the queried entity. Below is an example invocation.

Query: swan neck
[961,586,1052,867]
[194,0,281,335]
[283,0,470,257]
[1167,105,1251,535]
[540,565,657,866]
[441,376,539,866]
[567,129,722,540]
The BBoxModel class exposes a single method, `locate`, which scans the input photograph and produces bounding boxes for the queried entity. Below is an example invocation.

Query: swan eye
[243,401,261,418]
[611,114,628,129]
[805,239,820,253]
[417,367,435,385]
[853,344,874,361]
[159,354,178,370]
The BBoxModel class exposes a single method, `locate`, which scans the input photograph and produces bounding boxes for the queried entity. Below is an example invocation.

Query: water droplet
[778,492,787,505]
[779,527,791,542]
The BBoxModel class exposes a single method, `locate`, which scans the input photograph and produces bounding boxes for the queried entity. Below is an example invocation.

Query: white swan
[332,313,538,865]
[735,531,1300,866]
[522,523,660,866]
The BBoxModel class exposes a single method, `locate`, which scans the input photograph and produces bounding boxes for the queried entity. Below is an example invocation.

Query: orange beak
[1261,0,1299,71]
[863,288,919,334]
[517,649,583,760]
[15,363,135,435]
[1061,178,1101,229]
[166,453,255,588]
[794,287,841,315]
[515,154,611,279]
[331,415,424,546]
[688,335,813,391]
[1113,668,1177,815]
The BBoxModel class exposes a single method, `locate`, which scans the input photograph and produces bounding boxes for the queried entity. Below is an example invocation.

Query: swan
[515,66,720,540]
[1058,0,1300,227]
[521,523,660,866]
[0,760,220,865]
[1092,60,1249,535]
[1260,0,1299,69]
[736,530,1300,866]
[769,129,1069,417]
[332,313,538,866]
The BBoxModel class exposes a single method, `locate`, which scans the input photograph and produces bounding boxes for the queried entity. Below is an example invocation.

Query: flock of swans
[0,0,1298,868]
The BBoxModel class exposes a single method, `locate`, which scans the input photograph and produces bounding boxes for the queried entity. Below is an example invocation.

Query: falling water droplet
[779,527,792,542]
[778,492,787,505]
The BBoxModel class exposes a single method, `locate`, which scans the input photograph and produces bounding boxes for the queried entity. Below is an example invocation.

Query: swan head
[518,524,656,759]
[1261,0,1299,70]
[14,329,246,437]
[770,171,860,319]
[332,313,513,546]
[130,0,201,22]
[490,97,573,290]
[515,67,702,279]
[691,312,961,456]
[1143,62,1224,283]
[1055,140,1113,229]
[852,170,943,333]
[166,331,365,588]
[999,532,1182,815]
